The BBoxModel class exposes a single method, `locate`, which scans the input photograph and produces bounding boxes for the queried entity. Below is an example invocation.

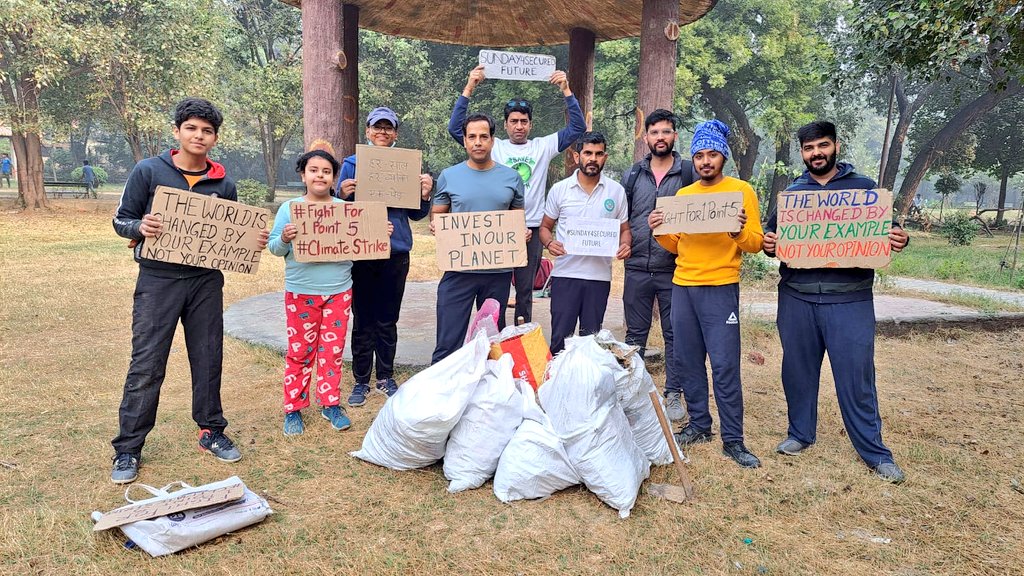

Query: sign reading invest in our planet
[289,201,390,262]
[354,144,422,210]
[653,192,744,235]
[435,210,528,272]
[479,50,556,81]
[775,188,893,269]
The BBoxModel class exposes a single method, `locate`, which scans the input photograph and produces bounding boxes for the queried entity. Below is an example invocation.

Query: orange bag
[498,323,552,390]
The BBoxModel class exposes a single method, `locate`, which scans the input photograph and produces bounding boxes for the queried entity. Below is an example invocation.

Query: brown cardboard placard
[653,192,744,235]
[141,186,270,274]
[290,201,390,262]
[93,481,245,531]
[776,188,893,269]
[435,210,528,271]
[354,144,422,209]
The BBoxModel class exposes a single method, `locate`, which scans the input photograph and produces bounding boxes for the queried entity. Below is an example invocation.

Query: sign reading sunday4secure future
[479,50,556,81]
[776,188,893,269]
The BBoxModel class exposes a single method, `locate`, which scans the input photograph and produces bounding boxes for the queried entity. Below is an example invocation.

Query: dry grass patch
[1,202,1023,575]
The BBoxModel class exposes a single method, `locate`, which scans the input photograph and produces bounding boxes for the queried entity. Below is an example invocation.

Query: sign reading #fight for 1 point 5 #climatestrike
[775,188,893,269]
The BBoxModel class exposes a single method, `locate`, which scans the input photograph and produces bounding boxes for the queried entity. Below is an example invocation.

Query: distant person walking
[1,153,12,188]
[82,160,97,198]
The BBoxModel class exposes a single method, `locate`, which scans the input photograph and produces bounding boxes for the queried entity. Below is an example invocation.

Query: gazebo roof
[282,0,717,46]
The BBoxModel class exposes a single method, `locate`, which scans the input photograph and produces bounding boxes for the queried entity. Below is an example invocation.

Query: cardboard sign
[142,186,269,274]
[290,201,390,262]
[653,192,744,235]
[435,210,528,271]
[354,144,422,209]
[479,50,556,81]
[562,216,620,257]
[776,188,893,269]
[93,480,245,531]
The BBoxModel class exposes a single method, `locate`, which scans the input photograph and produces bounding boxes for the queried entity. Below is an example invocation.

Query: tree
[934,170,962,219]
[973,181,987,214]
[972,97,1024,223]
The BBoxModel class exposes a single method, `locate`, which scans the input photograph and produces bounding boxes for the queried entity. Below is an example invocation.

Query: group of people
[109,64,909,487]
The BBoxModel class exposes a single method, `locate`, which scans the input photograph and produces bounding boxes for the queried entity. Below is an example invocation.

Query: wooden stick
[649,390,694,498]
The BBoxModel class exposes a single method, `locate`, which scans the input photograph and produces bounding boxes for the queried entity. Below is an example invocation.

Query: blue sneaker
[198,429,242,463]
[348,383,370,407]
[375,378,399,397]
[283,411,305,436]
[321,405,352,431]
[111,453,140,484]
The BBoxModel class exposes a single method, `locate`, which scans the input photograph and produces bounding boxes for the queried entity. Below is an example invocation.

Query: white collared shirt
[544,171,628,281]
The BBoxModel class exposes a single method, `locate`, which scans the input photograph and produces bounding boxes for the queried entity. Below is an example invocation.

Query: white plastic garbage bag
[351,331,491,470]
[444,354,524,493]
[493,382,579,502]
[538,336,650,518]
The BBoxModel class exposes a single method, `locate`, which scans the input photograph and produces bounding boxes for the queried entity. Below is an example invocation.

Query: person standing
[1,153,12,188]
[539,131,630,354]
[448,65,586,325]
[332,107,433,407]
[621,109,697,422]
[82,160,97,198]
[648,119,764,468]
[431,113,527,363]
[762,120,908,483]
[110,98,269,483]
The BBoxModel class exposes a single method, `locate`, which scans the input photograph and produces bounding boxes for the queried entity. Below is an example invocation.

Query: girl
[267,149,391,435]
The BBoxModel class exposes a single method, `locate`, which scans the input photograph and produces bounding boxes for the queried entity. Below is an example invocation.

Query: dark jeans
[511,226,543,324]
[777,291,894,466]
[549,277,611,354]
[671,283,744,443]
[112,269,227,456]
[432,271,512,364]
[623,269,679,392]
[351,252,410,383]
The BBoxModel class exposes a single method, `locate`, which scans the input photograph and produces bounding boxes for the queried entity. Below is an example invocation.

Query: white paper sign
[562,217,620,257]
[479,50,556,81]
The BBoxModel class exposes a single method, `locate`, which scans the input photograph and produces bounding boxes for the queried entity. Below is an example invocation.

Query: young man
[622,109,697,422]
[1,153,12,188]
[648,119,764,468]
[447,65,586,325]
[110,98,268,484]
[431,113,527,363]
[762,120,909,484]
[333,107,433,407]
[82,160,97,198]
[539,131,630,354]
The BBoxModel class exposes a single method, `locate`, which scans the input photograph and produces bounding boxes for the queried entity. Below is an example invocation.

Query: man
[762,120,909,483]
[333,107,433,407]
[82,160,97,198]
[539,131,630,354]
[622,109,697,422]
[1,153,12,188]
[648,119,764,468]
[448,65,586,325]
[110,98,269,484]
[431,113,528,363]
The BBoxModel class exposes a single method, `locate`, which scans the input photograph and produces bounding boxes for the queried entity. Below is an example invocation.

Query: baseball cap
[366,107,400,128]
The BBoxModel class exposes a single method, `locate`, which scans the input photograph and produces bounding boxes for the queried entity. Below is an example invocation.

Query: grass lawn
[2,200,1023,574]
[885,230,1024,291]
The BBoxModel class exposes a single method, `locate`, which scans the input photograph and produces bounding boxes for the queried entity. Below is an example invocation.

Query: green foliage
[973,96,1024,181]
[935,172,963,199]
[941,213,979,246]
[934,257,971,279]
[70,165,108,185]
[236,179,268,206]
[741,251,774,281]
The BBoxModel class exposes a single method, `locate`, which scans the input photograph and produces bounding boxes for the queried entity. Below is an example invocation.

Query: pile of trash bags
[351,328,681,519]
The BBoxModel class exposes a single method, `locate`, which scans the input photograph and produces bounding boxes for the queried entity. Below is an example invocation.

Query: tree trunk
[634,0,678,161]
[766,135,792,218]
[5,76,48,211]
[881,77,938,191]
[702,82,760,181]
[996,163,1009,224]
[124,126,146,164]
[566,27,595,175]
[302,0,356,159]
[896,80,1022,216]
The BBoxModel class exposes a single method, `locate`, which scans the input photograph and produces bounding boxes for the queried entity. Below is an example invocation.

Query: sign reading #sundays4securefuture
[562,217,620,257]
[479,50,556,81]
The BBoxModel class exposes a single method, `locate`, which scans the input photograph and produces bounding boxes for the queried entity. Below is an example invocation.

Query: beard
[581,162,603,176]
[648,139,675,158]
[805,150,837,176]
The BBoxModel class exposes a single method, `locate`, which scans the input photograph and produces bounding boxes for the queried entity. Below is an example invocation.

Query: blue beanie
[690,119,731,158]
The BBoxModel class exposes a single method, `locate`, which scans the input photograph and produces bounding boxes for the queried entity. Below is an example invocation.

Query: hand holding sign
[652,192,745,235]
[775,188,894,268]
[354,145,423,209]
[290,201,390,262]
[435,210,528,271]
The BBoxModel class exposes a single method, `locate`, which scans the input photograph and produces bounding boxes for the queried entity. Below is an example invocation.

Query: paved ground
[224,279,1024,368]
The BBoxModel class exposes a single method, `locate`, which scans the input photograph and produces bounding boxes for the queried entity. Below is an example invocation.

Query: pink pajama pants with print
[283,290,352,413]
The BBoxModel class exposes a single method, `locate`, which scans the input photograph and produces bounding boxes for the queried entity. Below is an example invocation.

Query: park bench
[44,180,90,199]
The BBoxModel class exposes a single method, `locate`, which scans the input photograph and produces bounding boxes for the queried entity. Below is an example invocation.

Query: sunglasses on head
[505,100,531,109]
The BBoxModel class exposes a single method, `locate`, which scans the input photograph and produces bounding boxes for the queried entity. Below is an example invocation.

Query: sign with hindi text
[290,201,390,262]
[354,144,422,209]
[775,188,893,269]
[93,479,245,531]
[141,186,269,274]
[479,50,556,81]
[653,192,744,235]
[435,210,528,271]
[562,216,620,257]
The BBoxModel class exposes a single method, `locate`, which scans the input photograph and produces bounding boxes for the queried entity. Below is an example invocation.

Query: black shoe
[111,453,140,484]
[198,429,242,463]
[723,442,761,468]
[674,426,714,446]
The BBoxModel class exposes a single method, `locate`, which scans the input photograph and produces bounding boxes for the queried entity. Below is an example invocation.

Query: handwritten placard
[290,201,390,262]
[435,210,528,271]
[479,50,556,81]
[354,144,422,209]
[653,192,744,235]
[776,188,893,269]
[562,217,620,257]
[93,480,245,531]
[142,186,269,274]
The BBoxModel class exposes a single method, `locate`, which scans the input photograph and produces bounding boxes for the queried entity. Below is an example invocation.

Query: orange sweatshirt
[655,176,764,286]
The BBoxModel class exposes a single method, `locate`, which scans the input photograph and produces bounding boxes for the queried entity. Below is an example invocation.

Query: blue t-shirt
[1,158,11,174]
[267,196,354,296]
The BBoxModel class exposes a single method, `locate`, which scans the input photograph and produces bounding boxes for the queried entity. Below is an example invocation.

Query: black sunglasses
[505,100,531,109]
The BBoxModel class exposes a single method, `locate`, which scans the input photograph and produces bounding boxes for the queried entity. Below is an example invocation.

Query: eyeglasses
[369,125,396,134]
[647,129,676,137]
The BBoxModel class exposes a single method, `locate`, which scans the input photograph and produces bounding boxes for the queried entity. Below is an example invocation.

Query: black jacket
[623,152,697,273]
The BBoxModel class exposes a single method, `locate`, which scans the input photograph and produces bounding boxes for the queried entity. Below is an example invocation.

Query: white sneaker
[665,392,686,422]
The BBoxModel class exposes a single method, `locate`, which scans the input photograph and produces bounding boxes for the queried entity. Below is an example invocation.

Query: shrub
[741,251,774,281]
[236,179,268,206]
[935,257,970,280]
[70,166,108,186]
[941,213,979,246]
